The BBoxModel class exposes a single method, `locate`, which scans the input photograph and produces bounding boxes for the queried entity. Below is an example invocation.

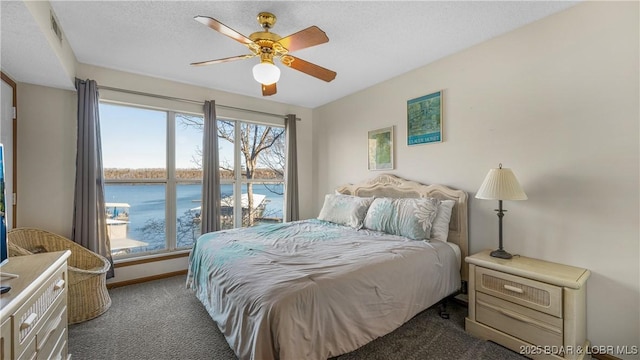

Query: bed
[187,174,468,360]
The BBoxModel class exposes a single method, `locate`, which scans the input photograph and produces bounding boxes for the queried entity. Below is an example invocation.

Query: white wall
[313,2,639,356]
[16,64,315,284]
[1,78,16,229]
[17,83,76,238]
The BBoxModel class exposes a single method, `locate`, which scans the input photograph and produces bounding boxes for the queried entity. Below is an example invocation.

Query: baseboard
[107,270,188,289]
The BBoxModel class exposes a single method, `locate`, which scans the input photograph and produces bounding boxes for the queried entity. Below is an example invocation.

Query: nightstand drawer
[476,292,563,348]
[476,266,562,317]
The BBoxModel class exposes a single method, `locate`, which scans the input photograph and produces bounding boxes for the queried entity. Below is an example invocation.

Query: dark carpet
[69,275,527,360]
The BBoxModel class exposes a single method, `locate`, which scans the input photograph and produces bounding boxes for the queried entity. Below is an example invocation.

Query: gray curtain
[201,100,221,233]
[284,114,299,221]
[72,78,113,278]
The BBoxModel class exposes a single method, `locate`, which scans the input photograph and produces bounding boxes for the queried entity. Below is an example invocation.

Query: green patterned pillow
[317,194,374,229]
[363,197,440,240]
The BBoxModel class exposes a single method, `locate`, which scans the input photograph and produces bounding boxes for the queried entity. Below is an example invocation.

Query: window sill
[113,249,191,268]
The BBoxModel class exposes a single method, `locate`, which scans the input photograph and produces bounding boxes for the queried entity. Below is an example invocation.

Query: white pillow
[317,194,374,229]
[430,199,455,242]
[363,197,439,240]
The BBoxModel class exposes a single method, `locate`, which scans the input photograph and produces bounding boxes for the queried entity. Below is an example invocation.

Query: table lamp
[475,163,527,259]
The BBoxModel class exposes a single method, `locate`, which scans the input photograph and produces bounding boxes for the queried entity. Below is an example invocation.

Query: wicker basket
[7,228,112,324]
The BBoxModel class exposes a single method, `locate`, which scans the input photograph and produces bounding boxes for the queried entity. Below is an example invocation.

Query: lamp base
[490,249,513,259]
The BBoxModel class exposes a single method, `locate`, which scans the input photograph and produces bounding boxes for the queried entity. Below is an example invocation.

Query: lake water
[104,183,283,252]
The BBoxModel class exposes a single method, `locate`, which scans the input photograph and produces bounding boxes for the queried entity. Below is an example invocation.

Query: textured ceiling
[0,1,74,89]
[2,1,578,108]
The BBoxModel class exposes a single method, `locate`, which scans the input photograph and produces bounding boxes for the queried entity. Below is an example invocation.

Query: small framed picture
[407,90,443,145]
[368,126,394,171]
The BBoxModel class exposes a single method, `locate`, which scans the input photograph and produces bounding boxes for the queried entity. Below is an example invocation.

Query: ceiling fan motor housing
[257,12,277,29]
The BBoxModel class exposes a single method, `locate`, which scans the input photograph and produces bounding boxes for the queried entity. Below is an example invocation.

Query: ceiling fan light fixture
[252,61,280,85]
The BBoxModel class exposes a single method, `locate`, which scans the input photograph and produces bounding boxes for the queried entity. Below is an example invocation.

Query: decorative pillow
[363,197,439,240]
[317,194,374,229]
[430,199,455,242]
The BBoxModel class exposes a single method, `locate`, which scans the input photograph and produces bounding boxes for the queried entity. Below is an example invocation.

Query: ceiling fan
[191,12,337,96]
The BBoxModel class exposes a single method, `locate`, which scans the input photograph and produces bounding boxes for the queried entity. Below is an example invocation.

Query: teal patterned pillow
[363,197,440,240]
[317,194,374,229]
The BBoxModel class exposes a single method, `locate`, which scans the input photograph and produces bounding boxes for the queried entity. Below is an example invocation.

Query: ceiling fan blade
[281,56,336,82]
[262,83,277,96]
[278,26,329,52]
[191,54,255,66]
[194,16,254,46]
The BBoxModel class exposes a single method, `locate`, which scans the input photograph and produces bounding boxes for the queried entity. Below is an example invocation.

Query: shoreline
[105,168,282,181]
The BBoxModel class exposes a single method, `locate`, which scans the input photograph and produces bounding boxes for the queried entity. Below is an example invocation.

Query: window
[100,102,285,258]
[175,114,204,248]
[101,103,169,257]
[218,120,285,229]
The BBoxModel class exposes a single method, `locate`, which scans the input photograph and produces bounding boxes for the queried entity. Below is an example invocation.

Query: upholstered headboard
[335,174,469,281]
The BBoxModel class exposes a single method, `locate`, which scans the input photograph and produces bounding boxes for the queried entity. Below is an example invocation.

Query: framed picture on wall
[368,126,394,171]
[407,90,443,145]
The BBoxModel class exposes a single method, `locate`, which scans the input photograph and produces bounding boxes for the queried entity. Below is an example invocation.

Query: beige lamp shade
[476,165,528,201]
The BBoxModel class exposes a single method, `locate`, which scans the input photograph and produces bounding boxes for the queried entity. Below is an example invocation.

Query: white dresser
[465,250,591,360]
[0,251,71,360]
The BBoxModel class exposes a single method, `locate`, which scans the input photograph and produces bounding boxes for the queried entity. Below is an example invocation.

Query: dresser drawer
[15,337,35,360]
[476,292,563,348]
[1,317,11,360]
[13,265,67,358]
[43,328,67,360]
[476,266,562,317]
[36,326,66,360]
[35,301,66,358]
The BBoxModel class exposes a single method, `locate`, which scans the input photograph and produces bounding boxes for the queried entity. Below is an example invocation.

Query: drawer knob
[20,313,38,330]
[53,279,66,291]
[503,284,524,294]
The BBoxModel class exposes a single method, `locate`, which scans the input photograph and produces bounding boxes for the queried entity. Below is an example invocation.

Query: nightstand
[465,250,591,360]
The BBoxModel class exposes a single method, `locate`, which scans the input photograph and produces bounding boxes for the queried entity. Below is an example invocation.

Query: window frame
[100,100,286,259]
[100,101,172,258]
[222,119,285,228]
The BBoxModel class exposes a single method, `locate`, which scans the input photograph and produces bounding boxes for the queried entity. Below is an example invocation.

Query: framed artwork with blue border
[407,90,443,145]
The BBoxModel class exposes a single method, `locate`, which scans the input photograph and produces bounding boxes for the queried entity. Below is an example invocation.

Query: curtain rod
[97,85,300,121]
